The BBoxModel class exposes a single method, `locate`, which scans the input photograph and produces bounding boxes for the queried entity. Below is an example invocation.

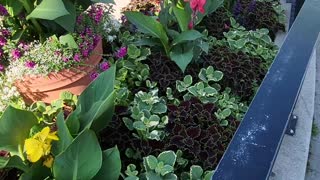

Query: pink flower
[0,5,8,16]
[0,36,7,46]
[100,62,110,71]
[11,49,21,60]
[188,21,194,30]
[81,49,89,57]
[62,57,69,62]
[185,0,206,14]
[25,61,36,69]
[73,53,81,62]
[116,47,127,58]
[0,64,4,72]
[90,71,99,80]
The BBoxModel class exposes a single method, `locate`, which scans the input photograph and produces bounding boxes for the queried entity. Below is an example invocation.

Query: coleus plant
[124,0,224,72]
[0,66,121,179]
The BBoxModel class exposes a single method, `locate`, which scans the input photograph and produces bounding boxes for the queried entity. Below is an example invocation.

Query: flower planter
[14,39,103,104]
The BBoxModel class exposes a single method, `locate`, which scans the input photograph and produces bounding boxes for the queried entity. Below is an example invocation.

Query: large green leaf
[124,11,170,55]
[59,34,78,49]
[93,146,121,180]
[26,0,69,20]
[172,6,190,32]
[0,106,37,155]
[172,30,204,45]
[52,111,73,156]
[53,129,102,180]
[170,44,194,73]
[54,0,76,32]
[74,66,116,132]
[0,156,28,172]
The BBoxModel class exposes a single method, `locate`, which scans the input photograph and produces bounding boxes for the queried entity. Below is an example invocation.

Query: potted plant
[0,0,119,104]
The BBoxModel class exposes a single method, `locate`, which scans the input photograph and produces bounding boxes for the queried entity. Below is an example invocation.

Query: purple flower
[90,71,99,80]
[1,29,10,37]
[100,61,110,71]
[248,0,256,13]
[0,5,8,16]
[116,47,127,58]
[81,49,89,57]
[25,61,36,69]
[11,49,21,60]
[76,15,83,24]
[0,36,7,46]
[0,64,4,72]
[233,0,242,17]
[73,53,81,62]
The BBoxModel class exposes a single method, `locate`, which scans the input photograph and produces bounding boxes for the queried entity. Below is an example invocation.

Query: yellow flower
[24,127,59,163]
[43,155,54,168]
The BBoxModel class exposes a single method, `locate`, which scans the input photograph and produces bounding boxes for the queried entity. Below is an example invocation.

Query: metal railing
[212,0,320,179]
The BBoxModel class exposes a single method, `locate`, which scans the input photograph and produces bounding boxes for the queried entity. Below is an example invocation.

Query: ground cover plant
[0,0,286,179]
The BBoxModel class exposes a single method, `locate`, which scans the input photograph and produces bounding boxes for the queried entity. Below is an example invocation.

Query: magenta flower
[76,15,83,24]
[11,49,21,60]
[73,53,81,62]
[0,5,8,16]
[62,57,69,62]
[116,47,127,58]
[81,49,89,57]
[0,64,4,72]
[100,62,110,71]
[0,36,7,46]
[18,42,29,51]
[25,61,36,69]
[90,71,99,80]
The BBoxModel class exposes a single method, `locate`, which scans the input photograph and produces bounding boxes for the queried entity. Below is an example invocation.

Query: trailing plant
[29,91,78,123]
[114,43,151,106]
[125,150,178,179]
[123,88,168,141]
[221,17,278,70]
[123,0,225,72]
[176,66,246,124]
[180,165,214,180]
[0,66,121,179]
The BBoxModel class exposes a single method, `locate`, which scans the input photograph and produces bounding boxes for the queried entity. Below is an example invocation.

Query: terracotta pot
[15,39,103,104]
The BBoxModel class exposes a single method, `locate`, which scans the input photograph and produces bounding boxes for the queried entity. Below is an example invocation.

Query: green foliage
[66,66,116,133]
[0,106,37,156]
[0,66,120,179]
[180,165,214,180]
[220,17,278,70]
[123,89,168,141]
[124,2,211,72]
[125,150,178,180]
[115,44,151,106]
[0,0,113,42]
[29,91,77,124]
[176,66,247,124]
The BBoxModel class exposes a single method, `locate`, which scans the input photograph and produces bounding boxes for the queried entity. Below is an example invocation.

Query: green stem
[19,0,45,42]
[18,144,26,161]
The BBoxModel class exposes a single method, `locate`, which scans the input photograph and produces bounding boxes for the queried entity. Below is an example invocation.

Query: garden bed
[0,0,287,179]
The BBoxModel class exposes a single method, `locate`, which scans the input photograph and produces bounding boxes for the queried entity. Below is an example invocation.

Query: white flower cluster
[0,74,24,114]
